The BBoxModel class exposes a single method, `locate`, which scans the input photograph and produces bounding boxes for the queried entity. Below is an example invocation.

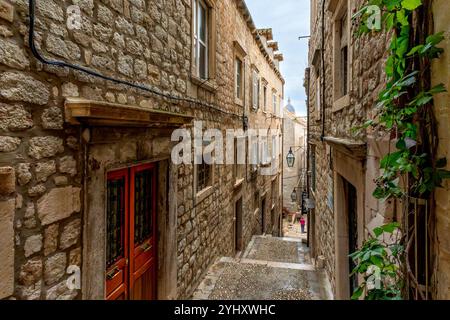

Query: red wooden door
[129,163,157,300]
[106,169,129,300]
[106,164,157,300]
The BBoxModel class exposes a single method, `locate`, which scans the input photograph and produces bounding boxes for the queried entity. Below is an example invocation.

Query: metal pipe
[320,0,326,141]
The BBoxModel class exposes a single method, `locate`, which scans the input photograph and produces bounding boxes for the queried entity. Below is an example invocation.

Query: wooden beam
[65,98,193,128]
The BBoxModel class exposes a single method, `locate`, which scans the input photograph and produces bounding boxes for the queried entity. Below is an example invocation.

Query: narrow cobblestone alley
[193,236,330,300]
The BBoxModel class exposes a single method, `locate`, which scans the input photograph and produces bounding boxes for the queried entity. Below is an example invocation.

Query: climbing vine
[351,0,448,299]
[350,223,403,300]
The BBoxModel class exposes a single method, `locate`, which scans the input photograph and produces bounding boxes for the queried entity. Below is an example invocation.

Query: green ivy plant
[350,223,404,300]
[351,0,448,299]
[354,0,449,200]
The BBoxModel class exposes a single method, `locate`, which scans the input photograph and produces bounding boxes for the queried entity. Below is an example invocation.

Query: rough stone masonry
[0,0,284,300]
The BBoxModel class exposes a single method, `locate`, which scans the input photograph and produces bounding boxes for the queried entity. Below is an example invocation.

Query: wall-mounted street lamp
[291,188,297,202]
[286,146,306,168]
[286,147,295,168]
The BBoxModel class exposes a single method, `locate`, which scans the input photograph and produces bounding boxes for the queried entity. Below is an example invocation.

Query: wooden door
[129,163,157,300]
[106,164,157,300]
[106,169,129,301]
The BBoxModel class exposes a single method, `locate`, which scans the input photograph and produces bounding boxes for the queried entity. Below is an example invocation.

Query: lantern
[286,147,295,168]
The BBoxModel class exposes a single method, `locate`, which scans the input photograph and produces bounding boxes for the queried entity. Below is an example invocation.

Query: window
[193,0,209,79]
[272,92,277,114]
[310,146,316,192]
[252,69,260,110]
[316,76,321,119]
[332,1,350,104]
[235,57,243,99]
[197,162,212,192]
[250,135,259,172]
[339,12,348,97]
[233,136,245,180]
[263,85,268,111]
[254,191,259,211]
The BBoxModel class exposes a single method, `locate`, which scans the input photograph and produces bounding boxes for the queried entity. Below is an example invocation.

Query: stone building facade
[282,102,306,214]
[306,0,450,300]
[0,0,284,300]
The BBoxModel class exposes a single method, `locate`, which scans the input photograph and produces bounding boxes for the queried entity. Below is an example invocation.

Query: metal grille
[405,196,435,300]
[134,169,153,245]
[197,163,211,191]
[106,177,125,268]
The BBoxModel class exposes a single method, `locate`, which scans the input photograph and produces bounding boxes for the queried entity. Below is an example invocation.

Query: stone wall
[0,0,284,300]
[432,0,450,300]
[307,0,391,297]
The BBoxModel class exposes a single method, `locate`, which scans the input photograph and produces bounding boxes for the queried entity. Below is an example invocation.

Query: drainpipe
[305,67,311,247]
[320,0,326,141]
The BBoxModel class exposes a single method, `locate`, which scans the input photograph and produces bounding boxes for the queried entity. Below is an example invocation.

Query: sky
[246,0,311,116]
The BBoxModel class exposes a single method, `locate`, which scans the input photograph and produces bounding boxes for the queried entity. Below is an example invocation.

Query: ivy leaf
[396,9,409,26]
[438,169,450,180]
[428,83,447,95]
[370,255,384,267]
[374,227,384,237]
[436,158,447,169]
[426,31,445,46]
[382,222,401,234]
[407,45,424,56]
[351,286,365,300]
[401,0,422,11]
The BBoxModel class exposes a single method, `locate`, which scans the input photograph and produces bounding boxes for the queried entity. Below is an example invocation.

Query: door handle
[140,243,151,252]
[106,266,120,280]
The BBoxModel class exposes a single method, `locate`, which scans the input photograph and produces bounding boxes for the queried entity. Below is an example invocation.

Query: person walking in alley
[300,215,306,234]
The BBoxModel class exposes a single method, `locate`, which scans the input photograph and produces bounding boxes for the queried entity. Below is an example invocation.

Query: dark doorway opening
[261,198,266,234]
[235,197,243,253]
[346,180,358,295]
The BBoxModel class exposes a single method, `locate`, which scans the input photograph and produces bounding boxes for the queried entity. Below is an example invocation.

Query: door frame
[333,149,365,300]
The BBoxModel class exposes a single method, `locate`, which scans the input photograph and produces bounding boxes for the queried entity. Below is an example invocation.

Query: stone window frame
[330,0,352,113]
[191,0,217,89]
[194,139,215,203]
[234,41,247,106]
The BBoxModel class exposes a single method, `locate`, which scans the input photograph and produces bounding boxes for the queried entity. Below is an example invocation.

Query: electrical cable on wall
[27,0,242,119]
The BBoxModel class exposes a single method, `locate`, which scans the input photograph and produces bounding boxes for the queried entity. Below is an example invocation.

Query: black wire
[27,0,242,119]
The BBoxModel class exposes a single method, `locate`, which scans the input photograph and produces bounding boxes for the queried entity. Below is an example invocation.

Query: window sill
[234,178,245,189]
[332,94,350,113]
[191,75,217,93]
[195,186,214,204]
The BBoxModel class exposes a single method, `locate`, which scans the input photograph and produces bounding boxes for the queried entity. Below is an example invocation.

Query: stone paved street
[192,236,330,300]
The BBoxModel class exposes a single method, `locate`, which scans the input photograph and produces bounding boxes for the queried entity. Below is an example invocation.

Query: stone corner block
[0,1,14,22]
[37,186,81,226]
